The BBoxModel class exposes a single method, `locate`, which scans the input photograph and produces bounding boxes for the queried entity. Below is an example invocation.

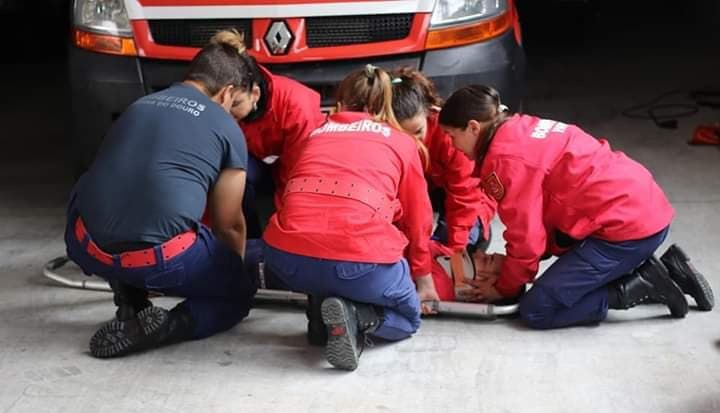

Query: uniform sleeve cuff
[494,277,525,298]
[411,262,432,280]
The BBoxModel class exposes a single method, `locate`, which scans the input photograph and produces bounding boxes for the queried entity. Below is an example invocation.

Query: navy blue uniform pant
[432,218,482,249]
[519,227,669,329]
[429,188,484,252]
[263,245,422,341]
[243,156,275,238]
[65,210,257,339]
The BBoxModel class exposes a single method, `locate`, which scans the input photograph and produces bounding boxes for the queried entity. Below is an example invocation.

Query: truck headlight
[426,0,513,50]
[430,0,507,28]
[73,0,132,36]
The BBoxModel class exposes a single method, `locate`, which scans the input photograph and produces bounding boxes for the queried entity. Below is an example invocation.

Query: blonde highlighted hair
[336,65,401,129]
[185,29,256,95]
[336,65,429,169]
[209,29,247,54]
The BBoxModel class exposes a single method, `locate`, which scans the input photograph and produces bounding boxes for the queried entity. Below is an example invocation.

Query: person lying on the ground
[430,248,505,303]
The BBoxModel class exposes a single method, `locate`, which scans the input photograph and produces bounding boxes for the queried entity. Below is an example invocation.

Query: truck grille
[148,19,253,48]
[147,14,413,49]
[306,14,413,47]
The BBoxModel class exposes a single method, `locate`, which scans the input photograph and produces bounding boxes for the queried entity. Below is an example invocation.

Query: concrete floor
[1,11,720,413]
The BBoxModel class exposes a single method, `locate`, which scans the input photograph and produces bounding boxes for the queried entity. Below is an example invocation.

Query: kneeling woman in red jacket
[263,65,434,370]
[390,68,497,303]
[437,85,714,329]
[209,30,326,237]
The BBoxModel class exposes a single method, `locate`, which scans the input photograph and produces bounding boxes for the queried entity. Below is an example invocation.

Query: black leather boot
[660,244,714,311]
[158,306,197,345]
[320,297,381,371]
[306,295,328,346]
[89,305,195,358]
[608,257,688,318]
[110,280,152,321]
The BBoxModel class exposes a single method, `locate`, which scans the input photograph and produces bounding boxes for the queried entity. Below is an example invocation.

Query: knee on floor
[518,286,558,330]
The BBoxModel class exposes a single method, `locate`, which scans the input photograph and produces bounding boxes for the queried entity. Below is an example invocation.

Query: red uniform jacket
[476,114,674,297]
[424,111,496,251]
[239,65,326,207]
[263,111,434,278]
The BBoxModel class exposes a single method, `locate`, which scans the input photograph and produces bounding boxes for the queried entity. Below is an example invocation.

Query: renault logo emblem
[265,21,294,55]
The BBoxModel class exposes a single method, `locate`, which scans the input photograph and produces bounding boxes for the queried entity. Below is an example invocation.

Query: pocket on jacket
[574,239,630,272]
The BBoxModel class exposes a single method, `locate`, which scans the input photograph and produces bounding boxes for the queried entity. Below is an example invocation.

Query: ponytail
[209,29,247,54]
[439,84,508,129]
[207,29,269,120]
[390,67,443,121]
[337,65,430,169]
[367,65,403,131]
[337,65,402,130]
[388,67,442,170]
[185,29,257,96]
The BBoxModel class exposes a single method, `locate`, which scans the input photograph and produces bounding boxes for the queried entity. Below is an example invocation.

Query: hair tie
[364,64,378,78]
[391,77,402,84]
[498,103,509,113]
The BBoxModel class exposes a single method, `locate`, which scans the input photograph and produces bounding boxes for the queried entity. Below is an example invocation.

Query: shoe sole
[321,298,359,371]
[663,246,714,311]
[89,306,168,359]
[650,267,689,318]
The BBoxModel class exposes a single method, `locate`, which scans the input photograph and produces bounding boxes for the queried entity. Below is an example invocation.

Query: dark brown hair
[389,67,443,121]
[388,67,440,169]
[439,84,504,129]
[185,30,259,98]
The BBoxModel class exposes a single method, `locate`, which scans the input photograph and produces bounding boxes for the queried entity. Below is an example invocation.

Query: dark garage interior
[0,1,718,411]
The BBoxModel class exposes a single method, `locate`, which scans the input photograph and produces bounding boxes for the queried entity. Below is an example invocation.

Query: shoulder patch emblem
[481,172,505,201]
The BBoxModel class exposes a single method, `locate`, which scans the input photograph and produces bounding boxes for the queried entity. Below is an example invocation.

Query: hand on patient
[467,251,506,303]
[415,274,440,315]
[465,276,504,303]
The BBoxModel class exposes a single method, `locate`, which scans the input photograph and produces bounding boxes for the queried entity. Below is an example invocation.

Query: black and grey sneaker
[660,244,714,311]
[321,297,361,371]
[320,297,380,371]
[89,306,169,358]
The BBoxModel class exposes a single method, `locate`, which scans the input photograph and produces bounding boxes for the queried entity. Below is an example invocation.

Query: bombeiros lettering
[141,94,207,117]
[530,119,567,139]
[310,119,391,138]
